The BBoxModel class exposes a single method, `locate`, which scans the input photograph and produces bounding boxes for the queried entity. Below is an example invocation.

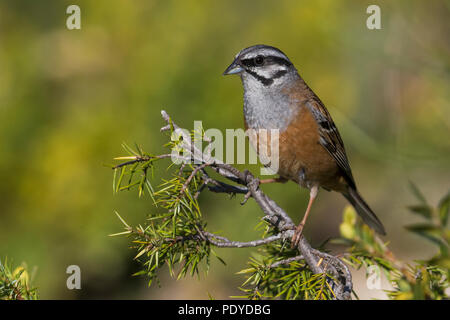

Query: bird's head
[223,44,298,88]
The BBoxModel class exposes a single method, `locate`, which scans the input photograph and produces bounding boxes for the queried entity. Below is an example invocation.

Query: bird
[223,44,386,246]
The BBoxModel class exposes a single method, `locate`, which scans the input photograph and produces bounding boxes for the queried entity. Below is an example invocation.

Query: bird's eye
[254,56,264,66]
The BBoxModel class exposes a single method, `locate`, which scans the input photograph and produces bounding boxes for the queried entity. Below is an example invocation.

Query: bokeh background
[0,0,449,299]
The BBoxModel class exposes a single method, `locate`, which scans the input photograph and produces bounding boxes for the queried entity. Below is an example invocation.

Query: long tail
[343,187,386,235]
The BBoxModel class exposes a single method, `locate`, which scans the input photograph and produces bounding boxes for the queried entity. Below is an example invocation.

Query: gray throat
[241,72,300,131]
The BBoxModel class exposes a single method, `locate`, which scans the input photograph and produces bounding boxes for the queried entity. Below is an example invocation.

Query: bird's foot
[291,223,305,248]
[240,190,252,205]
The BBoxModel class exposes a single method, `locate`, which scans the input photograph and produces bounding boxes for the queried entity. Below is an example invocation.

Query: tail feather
[343,188,386,235]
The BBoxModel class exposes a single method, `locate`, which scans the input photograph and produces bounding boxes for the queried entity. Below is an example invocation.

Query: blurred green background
[0,0,449,299]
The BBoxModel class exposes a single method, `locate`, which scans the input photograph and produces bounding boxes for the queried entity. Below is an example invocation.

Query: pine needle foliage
[0,259,38,300]
[334,184,449,300]
[233,242,336,300]
[110,136,215,287]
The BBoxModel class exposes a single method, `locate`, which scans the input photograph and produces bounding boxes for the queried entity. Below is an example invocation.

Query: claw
[240,190,252,205]
[291,223,305,248]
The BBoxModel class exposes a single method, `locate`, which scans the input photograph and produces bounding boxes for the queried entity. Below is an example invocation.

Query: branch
[269,256,305,268]
[203,232,283,248]
[117,110,353,300]
[163,110,352,299]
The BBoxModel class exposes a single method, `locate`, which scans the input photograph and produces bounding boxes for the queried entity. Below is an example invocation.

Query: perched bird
[223,44,386,246]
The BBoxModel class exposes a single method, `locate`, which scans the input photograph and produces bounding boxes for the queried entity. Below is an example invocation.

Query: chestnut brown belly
[246,106,346,192]
[278,132,342,188]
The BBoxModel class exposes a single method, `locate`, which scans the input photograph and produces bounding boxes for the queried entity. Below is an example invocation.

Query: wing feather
[305,99,356,189]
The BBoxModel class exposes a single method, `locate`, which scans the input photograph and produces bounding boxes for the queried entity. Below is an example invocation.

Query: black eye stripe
[240,55,291,86]
[266,56,291,67]
[241,58,255,68]
[241,55,291,68]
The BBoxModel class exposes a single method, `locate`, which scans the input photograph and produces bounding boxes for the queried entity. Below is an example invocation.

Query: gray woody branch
[128,110,352,300]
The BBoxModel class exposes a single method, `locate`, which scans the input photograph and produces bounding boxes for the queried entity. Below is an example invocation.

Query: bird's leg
[291,185,319,247]
[259,176,288,184]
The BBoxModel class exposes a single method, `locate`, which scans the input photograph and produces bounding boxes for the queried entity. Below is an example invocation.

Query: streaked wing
[305,98,356,189]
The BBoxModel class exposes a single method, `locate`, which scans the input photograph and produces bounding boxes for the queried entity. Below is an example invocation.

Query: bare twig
[203,232,283,248]
[269,256,305,268]
[135,230,282,249]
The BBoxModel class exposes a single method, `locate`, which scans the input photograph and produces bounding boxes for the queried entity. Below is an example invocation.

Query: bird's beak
[223,60,243,75]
